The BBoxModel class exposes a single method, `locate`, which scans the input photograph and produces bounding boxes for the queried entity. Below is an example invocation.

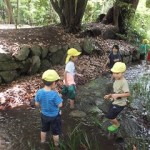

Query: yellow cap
[65,48,81,64]
[111,62,126,73]
[142,39,149,44]
[42,69,60,82]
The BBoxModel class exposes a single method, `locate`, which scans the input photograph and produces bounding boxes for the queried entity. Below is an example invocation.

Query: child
[104,45,122,70]
[104,62,130,132]
[62,48,82,109]
[138,39,150,63]
[35,69,63,146]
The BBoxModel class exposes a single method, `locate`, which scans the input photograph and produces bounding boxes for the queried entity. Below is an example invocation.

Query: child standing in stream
[62,48,82,109]
[104,62,130,132]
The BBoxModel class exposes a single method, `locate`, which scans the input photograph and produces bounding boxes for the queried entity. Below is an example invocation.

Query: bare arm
[111,92,130,99]
[104,92,130,100]
[58,102,63,108]
[35,102,40,107]
[76,72,83,77]
[64,71,68,86]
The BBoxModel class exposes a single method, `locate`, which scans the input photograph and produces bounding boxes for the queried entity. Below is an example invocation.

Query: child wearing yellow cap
[138,39,150,63]
[35,69,63,146]
[62,48,82,109]
[104,62,130,132]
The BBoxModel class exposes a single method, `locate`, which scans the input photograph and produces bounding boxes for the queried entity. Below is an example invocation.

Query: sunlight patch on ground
[0,85,29,109]
[0,24,36,29]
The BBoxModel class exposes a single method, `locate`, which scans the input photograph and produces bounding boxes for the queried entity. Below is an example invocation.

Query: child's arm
[58,102,63,108]
[76,72,83,77]
[111,92,130,100]
[64,71,69,86]
[35,101,40,107]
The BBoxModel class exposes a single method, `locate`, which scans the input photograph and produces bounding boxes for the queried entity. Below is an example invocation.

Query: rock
[123,56,132,64]
[82,38,94,54]
[39,59,52,72]
[50,47,66,65]
[29,56,41,75]
[14,46,30,61]
[0,70,19,83]
[20,58,32,74]
[69,110,86,118]
[69,43,82,52]
[88,106,103,114]
[30,45,41,57]
[102,28,118,39]
[49,45,62,53]
[79,28,101,38]
[0,53,12,62]
[41,46,49,59]
[0,61,21,71]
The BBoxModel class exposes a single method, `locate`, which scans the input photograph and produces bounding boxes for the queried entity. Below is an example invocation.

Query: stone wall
[0,39,139,84]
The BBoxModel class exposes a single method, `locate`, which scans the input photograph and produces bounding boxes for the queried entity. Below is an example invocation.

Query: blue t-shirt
[35,89,63,117]
[108,52,122,69]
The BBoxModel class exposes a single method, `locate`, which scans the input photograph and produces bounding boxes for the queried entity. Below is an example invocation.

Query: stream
[0,63,150,150]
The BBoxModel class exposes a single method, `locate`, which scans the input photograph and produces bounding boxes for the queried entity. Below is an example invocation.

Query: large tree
[4,0,14,24]
[100,0,139,34]
[50,0,88,33]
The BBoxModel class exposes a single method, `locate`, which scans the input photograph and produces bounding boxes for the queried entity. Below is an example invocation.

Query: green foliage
[129,74,150,110]
[146,0,150,8]
[126,12,150,44]
[2,0,59,26]
[83,0,113,23]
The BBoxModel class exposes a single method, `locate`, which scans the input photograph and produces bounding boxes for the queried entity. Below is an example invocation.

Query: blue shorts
[41,113,61,135]
[106,104,125,119]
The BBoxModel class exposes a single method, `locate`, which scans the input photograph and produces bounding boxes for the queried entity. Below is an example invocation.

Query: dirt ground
[0,24,81,54]
[0,24,137,110]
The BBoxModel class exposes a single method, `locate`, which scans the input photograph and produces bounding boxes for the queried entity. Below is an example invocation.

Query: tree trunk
[100,0,139,34]
[15,0,19,29]
[4,0,14,24]
[50,0,88,33]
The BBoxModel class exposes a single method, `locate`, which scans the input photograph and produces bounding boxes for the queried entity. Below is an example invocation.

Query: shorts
[140,53,145,60]
[106,104,125,119]
[41,113,61,135]
[62,85,76,100]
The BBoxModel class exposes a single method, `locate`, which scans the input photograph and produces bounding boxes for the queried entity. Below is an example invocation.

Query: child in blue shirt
[104,45,122,70]
[35,69,63,146]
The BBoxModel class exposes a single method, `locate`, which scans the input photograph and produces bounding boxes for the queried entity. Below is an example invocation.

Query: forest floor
[0,24,138,109]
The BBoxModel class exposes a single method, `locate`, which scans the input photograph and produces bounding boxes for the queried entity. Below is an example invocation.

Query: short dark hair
[42,80,54,86]
[42,79,59,86]
[112,45,119,50]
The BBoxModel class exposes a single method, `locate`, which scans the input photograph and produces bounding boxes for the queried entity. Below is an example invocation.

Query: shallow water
[0,106,120,150]
[0,63,149,150]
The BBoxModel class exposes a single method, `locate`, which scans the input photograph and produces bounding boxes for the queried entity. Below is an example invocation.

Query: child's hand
[76,73,83,77]
[104,94,111,100]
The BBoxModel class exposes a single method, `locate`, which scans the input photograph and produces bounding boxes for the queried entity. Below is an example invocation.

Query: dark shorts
[62,85,76,100]
[140,53,145,60]
[41,113,61,135]
[106,104,125,119]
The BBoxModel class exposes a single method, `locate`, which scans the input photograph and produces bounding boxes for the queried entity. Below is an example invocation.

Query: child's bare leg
[69,99,74,109]
[53,135,59,146]
[41,131,46,143]
[110,118,120,127]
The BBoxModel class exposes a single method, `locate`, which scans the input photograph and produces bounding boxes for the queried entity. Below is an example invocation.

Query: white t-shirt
[64,61,76,85]
[65,61,76,76]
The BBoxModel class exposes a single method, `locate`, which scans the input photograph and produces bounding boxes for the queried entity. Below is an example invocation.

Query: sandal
[108,124,120,132]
